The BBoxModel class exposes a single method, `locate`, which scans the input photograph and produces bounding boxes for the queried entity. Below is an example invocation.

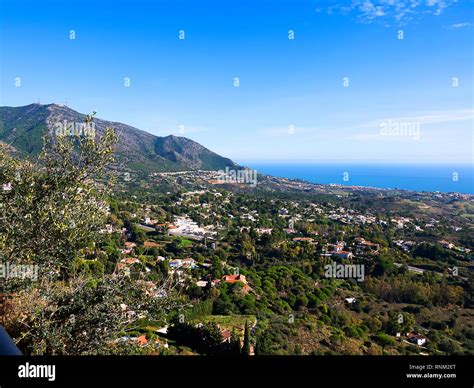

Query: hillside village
[80,170,474,355]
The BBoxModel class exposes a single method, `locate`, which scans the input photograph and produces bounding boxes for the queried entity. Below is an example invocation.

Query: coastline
[245,163,474,195]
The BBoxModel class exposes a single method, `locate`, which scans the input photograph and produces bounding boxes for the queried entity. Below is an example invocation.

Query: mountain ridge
[0,103,237,173]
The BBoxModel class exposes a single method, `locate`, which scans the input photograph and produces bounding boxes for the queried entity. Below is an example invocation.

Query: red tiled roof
[136,335,148,345]
[220,329,232,341]
[223,274,247,284]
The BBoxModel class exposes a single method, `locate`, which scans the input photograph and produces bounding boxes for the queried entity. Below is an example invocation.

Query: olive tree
[0,114,184,354]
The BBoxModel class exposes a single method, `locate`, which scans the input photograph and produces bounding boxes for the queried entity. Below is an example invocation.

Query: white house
[407,333,427,346]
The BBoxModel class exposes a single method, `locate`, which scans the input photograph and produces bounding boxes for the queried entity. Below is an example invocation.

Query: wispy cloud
[257,109,473,139]
[326,0,459,25]
[347,109,474,140]
[354,109,474,128]
[450,22,471,28]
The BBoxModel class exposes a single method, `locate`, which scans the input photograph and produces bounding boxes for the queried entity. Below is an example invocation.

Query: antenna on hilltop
[65,97,68,107]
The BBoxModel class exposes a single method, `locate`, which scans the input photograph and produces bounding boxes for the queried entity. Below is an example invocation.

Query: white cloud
[257,110,473,140]
[451,22,471,28]
[347,109,473,140]
[355,109,473,127]
[326,0,458,25]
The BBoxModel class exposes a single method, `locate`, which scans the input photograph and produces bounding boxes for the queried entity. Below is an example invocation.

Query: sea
[245,163,474,194]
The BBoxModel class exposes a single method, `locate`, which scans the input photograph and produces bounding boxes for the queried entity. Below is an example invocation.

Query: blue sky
[1,0,473,165]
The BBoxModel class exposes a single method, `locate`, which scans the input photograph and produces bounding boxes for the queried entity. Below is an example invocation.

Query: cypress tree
[242,320,251,356]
